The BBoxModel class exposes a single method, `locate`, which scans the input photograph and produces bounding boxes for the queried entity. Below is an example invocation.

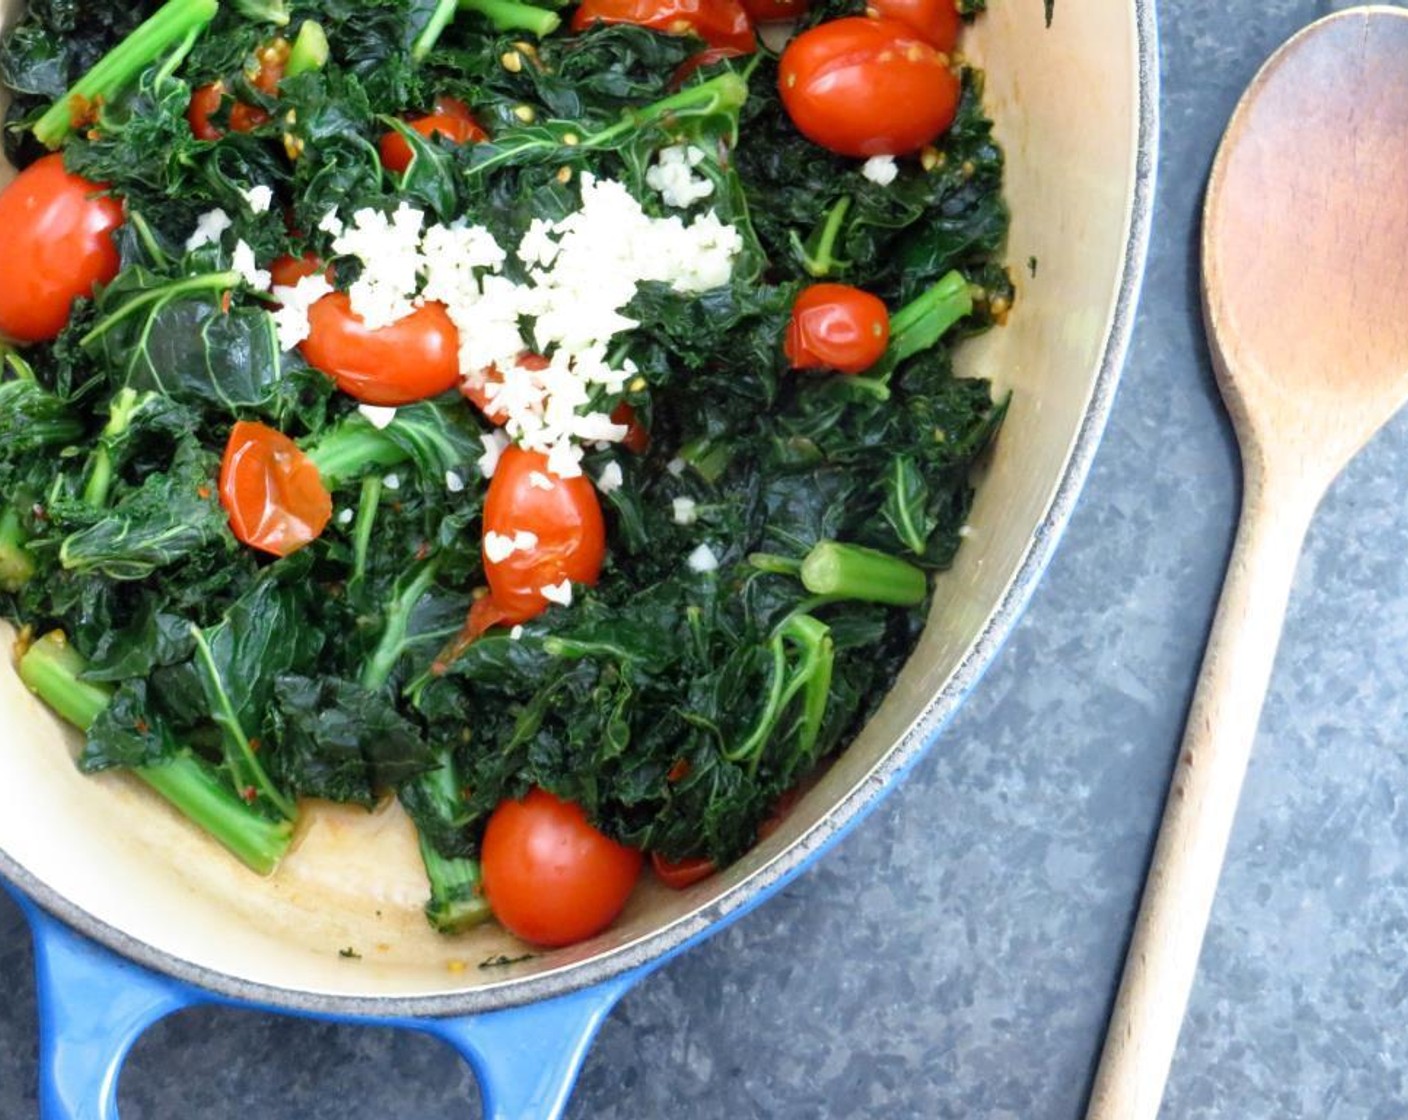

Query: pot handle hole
[418,973,638,1120]
[17,895,197,1120]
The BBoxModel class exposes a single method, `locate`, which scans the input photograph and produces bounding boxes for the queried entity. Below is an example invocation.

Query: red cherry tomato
[188,39,289,139]
[481,788,643,947]
[380,96,489,173]
[610,402,650,454]
[299,292,460,405]
[572,0,757,54]
[651,852,716,889]
[778,18,959,157]
[785,283,891,374]
[268,252,329,290]
[742,0,808,20]
[670,46,746,89]
[187,82,227,140]
[866,0,960,50]
[481,447,607,625]
[218,420,332,557]
[461,352,550,426]
[0,154,123,343]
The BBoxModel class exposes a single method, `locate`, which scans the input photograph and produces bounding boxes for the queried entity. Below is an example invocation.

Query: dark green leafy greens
[0,0,1012,930]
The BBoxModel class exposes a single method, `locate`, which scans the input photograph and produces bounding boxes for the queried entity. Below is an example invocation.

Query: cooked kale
[0,0,1011,925]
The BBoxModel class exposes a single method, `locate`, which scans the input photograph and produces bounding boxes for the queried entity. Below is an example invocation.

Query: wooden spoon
[1086,8,1408,1119]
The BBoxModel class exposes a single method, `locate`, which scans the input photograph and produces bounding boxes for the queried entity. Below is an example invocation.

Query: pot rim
[0,0,1161,1020]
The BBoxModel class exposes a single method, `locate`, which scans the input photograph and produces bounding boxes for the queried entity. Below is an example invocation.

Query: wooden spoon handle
[1085,463,1322,1120]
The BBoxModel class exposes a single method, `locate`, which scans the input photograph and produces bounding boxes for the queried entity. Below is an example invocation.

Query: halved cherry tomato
[461,352,550,426]
[300,292,460,405]
[669,45,746,89]
[651,852,716,889]
[778,18,959,157]
[610,402,650,454]
[219,420,332,557]
[742,0,808,20]
[482,446,606,625]
[572,0,757,54]
[188,38,289,139]
[0,154,122,343]
[866,0,960,51]
[187,82,227,140]
[785,283,891,374]
[269,251,328,289]
[380,96,489,174]
[481,787,642,947]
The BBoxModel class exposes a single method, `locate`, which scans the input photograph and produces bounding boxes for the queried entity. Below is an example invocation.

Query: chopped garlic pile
[267,172,743,479]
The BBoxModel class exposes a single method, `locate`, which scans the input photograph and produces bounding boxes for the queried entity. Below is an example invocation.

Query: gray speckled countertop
[6,2,1408,1116]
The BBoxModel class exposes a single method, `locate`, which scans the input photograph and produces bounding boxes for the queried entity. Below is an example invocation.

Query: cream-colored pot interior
[0,0,1152,1012]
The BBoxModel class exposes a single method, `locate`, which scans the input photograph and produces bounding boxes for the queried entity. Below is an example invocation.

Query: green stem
[886,270,973,368]
[189,624,299,821]
[82,387,145,509]
[747,552,804,577]
[461,0,561,36]
[17,633,293,875]
[361,557,443,691]
[127,211,170,270]
[1,347,36,381]
[140,755,293,875]
[234,0,291,24]
[468,70,748,180]
[34,0,220,148]
[17,632,110,730]
[286,20,329,76]
[81,272,242,349]
[414,0,461,59]
[799,541,927,606]
[0,507,36,592]
[724,614,833,774]
[418,830,492,933]
[304,418,408,487]
[351,474,383,586]
[791,195,851,279]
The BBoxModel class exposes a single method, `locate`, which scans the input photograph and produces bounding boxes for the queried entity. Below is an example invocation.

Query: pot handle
[417,971,640,1120]
[14,893,197,1120]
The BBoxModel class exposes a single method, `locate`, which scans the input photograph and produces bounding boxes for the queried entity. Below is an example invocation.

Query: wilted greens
[0,0,1010,932]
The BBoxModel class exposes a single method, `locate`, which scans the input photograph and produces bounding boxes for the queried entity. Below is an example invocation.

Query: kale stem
[747,552,804,577]
[414,0,462,59]
[189,624,300,821]
[799,541,927,606]
[17,632,109,730]
[461,0,561,36]
[17,633,293,875]
[793,195,851,279]
[1,347,36,381]
[585,71,748,152]
[81,386,148,507]
[285,20,329,76]
[303,417,408,487]
[127,212,170,270]
[0,507,36,592]
[33,0,220,148]
[81,387,145,508]
[362,557,443,691]
[886,270,973,366]
[80,271,243,349]
[417,829,492,933]
[234,0,291,24]
[139,755,294,876]
[468,70,748,180]
[154,26,202,85]
[351,474,383,586]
